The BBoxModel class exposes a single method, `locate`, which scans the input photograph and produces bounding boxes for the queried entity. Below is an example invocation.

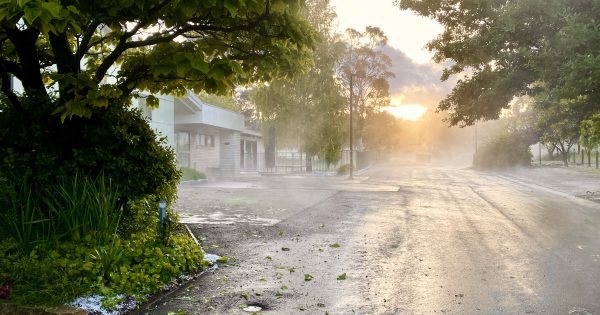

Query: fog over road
[148,163,600,315]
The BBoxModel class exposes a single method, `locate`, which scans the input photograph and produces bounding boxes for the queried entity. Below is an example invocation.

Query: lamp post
[349,72,354,180]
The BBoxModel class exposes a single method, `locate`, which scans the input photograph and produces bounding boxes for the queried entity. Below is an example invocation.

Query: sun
[383,101,428,121]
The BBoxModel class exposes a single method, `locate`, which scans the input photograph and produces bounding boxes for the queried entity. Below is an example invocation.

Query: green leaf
[23,6,42,24]
[146,95,159,109]
[17,0,31,7]
[336,273,347,280]
[190,58,209,74]
[223,0,237,16]
[41,1,61,18]
[304,274,313,281]
[92,98,108,108]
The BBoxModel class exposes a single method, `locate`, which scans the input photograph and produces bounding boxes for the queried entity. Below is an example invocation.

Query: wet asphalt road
[148,163,600,315]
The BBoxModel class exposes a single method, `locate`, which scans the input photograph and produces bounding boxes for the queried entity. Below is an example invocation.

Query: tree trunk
[588,150,592,167]
[545,144,556,160]
[561,151,569,167]
[305,154,312,172]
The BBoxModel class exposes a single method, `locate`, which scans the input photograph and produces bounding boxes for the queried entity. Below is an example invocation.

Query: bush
[337,164,350,175]
[0,96,204,309]
[180,167,207,181]
[0,96,180,204]
[0,173,122,252]
[473,132,533,169]
[0,233,203,306]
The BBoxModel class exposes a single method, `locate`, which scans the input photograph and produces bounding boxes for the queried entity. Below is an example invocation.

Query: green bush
[0,173,122,252]
[0,96,203,309]
[473,132,533,169]
[0,96,180,204]
[337,164,350,175]
[0,233,203,306]
[180,167,207,181]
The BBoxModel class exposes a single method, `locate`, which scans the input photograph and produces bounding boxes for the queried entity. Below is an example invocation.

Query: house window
[176,132,190,167]
[195,134,215,147]
[206,135,215,147]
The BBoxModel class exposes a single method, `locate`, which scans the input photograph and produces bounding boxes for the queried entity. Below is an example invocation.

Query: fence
[241,150,362,174]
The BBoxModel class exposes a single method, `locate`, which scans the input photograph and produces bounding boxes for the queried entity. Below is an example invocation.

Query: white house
[138,91,264,177]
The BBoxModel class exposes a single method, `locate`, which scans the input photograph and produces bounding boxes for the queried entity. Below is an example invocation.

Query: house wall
[219,130,241,176]
[176,125,221,173]
[140,95,176,148]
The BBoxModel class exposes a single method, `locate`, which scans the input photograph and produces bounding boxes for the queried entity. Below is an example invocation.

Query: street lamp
[349,72,354,180]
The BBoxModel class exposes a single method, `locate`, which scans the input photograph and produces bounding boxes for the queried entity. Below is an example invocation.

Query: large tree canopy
[0,0,316,120]
[397,0,600,127]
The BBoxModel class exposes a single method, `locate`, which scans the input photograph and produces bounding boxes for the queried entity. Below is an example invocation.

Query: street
[148,163,600,315]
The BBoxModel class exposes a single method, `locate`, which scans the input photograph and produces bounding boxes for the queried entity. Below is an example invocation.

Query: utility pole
[349,73,354,180]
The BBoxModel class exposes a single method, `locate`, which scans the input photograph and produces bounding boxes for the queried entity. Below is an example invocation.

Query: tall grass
[0,180,52,253]
[0,173,122,252]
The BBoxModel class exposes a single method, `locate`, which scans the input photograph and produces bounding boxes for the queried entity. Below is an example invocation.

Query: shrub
[473,132,533,169]
[0,232,203,306]
[0,173,122,252]
[337,164,350,175]
[180,167,207,181]
[0,96,180,205]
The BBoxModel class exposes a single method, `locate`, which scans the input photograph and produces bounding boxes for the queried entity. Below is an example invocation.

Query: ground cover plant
[0,172,204,309]
[180,167,207,181]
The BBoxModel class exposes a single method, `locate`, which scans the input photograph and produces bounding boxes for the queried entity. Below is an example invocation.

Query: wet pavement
[147,163,600,315]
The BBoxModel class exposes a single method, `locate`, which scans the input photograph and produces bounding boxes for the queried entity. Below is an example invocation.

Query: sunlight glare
[383,103,428,121]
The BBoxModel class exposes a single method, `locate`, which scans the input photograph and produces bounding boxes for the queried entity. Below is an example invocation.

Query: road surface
[147,163,600,315]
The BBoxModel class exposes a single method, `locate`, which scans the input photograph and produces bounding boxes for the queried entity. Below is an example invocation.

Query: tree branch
[5,28,48,97]
[95,0,272,82]
[76,19,101,60]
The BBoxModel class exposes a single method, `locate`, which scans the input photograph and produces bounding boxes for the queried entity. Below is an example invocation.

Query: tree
[252,0,346,165]
[581,113,600,165]
[397,0,600,127]
[0,0,316,119]
[0,0,317,199]
[337,26,394,134]
[535,99,582,166]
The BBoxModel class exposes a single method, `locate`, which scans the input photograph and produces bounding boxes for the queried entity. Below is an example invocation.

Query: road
[147,163,600,315]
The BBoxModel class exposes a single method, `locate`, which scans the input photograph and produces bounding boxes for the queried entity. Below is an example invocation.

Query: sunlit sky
[330,0,445,121]
[330,0,443,64]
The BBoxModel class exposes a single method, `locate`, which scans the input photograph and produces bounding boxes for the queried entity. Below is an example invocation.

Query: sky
[330,0,453,120]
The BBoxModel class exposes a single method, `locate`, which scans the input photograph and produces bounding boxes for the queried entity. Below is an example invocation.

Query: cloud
[379,45,456,109]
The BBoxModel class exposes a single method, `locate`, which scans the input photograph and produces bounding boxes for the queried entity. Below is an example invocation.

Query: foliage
[180,167,207,181]
[252,0,346,162]
[337,26,394,135]
[0,0,317,121]
[0,97,180,204]
[397,0,600,127]
[0,173,122,253]
[473,132,532,169]
[535,98,582,166]
[197,93,239,112]
[0,232,203,306]
[0,169,204,308]
[581,113,600,151]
